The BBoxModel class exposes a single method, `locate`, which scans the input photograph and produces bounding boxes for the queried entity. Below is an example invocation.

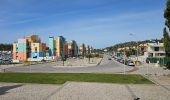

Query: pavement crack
[125,85,139,100]
[43,82,70,100]
[142,75,170,92]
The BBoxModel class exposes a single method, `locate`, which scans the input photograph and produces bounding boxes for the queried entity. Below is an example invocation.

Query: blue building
[49,37,55,57]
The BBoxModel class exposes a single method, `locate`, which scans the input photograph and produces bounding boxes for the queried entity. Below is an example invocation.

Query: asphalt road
[4,54,135,73]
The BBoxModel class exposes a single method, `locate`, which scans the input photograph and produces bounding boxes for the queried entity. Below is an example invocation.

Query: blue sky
[0,0,167,48]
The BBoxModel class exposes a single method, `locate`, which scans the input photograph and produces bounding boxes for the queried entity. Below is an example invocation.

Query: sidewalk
[0,64,23,72]
[54,58,102,68]
[0,82,170,100]
[131,63,170,76]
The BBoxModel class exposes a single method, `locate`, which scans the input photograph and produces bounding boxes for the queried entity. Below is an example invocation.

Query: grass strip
[0,73,153,84]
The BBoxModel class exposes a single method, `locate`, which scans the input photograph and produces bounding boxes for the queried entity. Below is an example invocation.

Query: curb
[43,82,70,100]
[97,57,103,66]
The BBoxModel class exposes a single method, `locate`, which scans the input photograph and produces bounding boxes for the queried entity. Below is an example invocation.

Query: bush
[166,61,170,69]
[23,61,31,66]
[134,61,142,66]
[146,57,168,66]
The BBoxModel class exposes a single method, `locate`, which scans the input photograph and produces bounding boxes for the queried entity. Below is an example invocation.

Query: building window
[148,53,153,57]
[155,53,159,57]
[154,47,159,51]
[16,47,18,51]
[159,53,165,56]
[35,47,37,52]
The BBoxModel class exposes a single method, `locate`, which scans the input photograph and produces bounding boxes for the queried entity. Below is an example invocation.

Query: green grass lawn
[0,73,153,84]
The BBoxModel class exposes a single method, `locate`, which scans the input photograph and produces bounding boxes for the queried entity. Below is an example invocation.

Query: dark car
[120,59,124,63]
[108,58,112,60]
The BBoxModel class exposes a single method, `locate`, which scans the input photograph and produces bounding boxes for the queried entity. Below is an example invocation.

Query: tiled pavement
[0,82,170,100]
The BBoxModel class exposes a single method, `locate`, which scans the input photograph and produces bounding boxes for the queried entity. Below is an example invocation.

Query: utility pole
[137,41,139,61]
[129,33,139,62]
[124,46,126,74]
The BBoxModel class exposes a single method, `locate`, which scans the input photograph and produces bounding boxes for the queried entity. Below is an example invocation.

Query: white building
[144,42,165,58]
[136,42,165,63]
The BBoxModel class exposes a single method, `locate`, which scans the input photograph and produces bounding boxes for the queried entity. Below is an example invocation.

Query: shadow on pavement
[0,84,23,95]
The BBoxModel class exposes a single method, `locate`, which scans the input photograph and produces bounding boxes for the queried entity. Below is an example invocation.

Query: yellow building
[30,43,46,60]
[26,35,41,43]
[55,36,66,57]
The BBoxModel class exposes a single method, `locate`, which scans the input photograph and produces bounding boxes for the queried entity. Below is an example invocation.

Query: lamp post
[129,33,139,62]
[137,41,139,61]
[124,46,126,74]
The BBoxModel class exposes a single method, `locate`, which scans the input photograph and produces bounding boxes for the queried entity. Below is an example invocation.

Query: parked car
[108,58,112,60]
[120,59,124,63]
[117,57,122,62]
[125,60,130,65]
[127,61,135,66]
[73,57,76,59]
[41,59,47,63]
[79,56,83,59]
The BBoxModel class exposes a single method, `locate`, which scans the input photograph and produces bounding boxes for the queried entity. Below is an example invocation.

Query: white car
[127,61,135,66]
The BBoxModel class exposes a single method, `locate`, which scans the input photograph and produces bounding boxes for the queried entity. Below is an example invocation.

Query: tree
[164,0,170,68]
[86,54,92,63]
[0,44,12,51]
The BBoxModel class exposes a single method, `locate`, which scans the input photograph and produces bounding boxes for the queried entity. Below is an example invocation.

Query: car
[108,58,111,60]
[117,58,122,62]
[73,57,76,59]
[41,59,46,63]
[120,59,124,63]
[125,60,130,65]
[79,56,83,59]
[57,57,62,61]
[127,61,135,66]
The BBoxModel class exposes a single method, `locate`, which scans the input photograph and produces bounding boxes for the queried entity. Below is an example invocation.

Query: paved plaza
[0,82,170,100]
[0,83,61,100]
[0,54,170,100]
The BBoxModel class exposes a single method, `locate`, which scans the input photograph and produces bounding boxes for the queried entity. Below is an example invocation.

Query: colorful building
[68,40,78,57]
[26,35,41,43]
[13,38,28,61]
[13,35,93,62]
[86,45,90,55]
[79,43,86,57]
[13,35,46,62]
[48,37,56,58]
[29,43,46,61]
[56,36,66,57]
[63,43,68,57]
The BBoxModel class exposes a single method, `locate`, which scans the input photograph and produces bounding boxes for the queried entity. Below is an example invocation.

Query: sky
[0,0,167,48]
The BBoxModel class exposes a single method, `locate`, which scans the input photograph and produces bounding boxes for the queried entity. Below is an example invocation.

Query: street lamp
[124,46,126,74]
[129,33,139,61]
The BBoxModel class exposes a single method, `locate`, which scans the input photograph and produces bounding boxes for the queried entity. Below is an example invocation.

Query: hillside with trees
[105,39,163,52]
